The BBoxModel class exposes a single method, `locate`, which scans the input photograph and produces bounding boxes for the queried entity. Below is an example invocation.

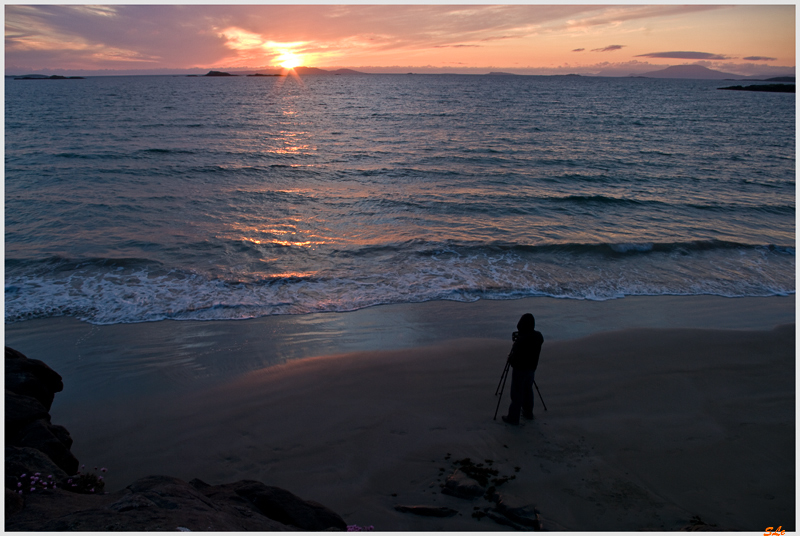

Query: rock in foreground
[7,475,347,531]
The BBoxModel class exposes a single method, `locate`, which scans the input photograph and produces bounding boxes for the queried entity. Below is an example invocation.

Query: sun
[278,51,302,70]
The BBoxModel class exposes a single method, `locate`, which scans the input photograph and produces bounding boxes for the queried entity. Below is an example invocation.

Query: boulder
[5,348,79,476]
[11,419,79,476]
[442,469,485,499]
[493,492,542,530]
[6,390,50,436]
[5,347,63,410]
[5,446,70,489]
[201,479,347,530]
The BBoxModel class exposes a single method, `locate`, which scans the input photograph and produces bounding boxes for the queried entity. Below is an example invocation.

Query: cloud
[743,56,777,61]
[592,45,625,52]
[4,5,793,74]
[635,51,730,60]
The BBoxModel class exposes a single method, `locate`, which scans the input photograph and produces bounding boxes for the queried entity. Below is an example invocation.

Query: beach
[4,295,795,531]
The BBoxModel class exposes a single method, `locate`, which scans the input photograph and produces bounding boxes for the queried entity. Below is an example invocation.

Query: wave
[6,240,794,325]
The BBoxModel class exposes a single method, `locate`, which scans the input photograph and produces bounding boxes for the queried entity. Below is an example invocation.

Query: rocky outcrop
[5,347,348,531]
[6,347,64,410]
[5,347,78,476]
[7,476,347,531]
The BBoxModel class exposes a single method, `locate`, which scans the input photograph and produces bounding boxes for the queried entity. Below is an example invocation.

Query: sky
[4,4,796,77]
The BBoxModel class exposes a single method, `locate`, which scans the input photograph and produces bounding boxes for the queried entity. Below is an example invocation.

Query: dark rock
[107,492,160,512]
[6,390,50,436]
[485,510,527,530]
[12,419,79,476]
[5,347,63,410]
[394,504,459,517]
[204,70,235,77]
[5,446,70,489]
[680,515,724,531]
[442,469,485,499]
[5,347,79,478]
[224,480,347,530]
[189,477,211,490]
[6,478,293,531]
[126,475,218,511]
[6,487,26,516]
[493,493,542,529]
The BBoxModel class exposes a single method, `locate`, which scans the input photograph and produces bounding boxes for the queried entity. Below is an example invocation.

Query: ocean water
[5,74,795,325]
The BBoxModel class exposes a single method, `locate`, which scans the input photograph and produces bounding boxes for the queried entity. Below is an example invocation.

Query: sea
[5,73,796,326]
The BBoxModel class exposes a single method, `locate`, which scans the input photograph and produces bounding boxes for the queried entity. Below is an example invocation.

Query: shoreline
[4,295,795,395]
[3,295,795,530]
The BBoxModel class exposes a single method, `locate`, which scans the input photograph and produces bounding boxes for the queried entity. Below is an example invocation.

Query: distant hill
[638,65,745,80]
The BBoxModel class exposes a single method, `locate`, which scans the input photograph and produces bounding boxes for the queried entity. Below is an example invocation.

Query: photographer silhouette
[499,313,544,425]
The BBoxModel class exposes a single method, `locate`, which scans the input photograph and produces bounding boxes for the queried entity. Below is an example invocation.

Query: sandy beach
[4,295,795,531]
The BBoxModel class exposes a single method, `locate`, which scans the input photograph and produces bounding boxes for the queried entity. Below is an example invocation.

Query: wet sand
[3,296,795,530]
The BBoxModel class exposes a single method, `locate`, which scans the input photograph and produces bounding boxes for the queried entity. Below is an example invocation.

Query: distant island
[718,84,795,93]
[638,65,743,80]
[635,65,795,81]
[14,74,84,80]
[187,67,367,77]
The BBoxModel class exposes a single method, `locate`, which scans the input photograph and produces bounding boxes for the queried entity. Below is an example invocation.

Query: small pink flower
[47,475,53,479]
[101,468,107,473]
[68,479,73,484]
[34,473,41,476]
[30,487,35,492]
[18,490,22,495]
[90,488,95,493]
[20,474,26,478]
[17,483,22,488]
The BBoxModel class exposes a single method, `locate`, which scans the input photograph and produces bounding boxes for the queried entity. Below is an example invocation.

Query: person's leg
[503,367,523,424]
[522,370,535,419]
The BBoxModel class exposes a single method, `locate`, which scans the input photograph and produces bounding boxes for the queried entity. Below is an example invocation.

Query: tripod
[493,359,547,420]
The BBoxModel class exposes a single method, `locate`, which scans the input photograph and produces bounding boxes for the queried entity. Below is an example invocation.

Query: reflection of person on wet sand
[502,313,544,425]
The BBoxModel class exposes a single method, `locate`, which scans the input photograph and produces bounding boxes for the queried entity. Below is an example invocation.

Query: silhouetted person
[502,313,544,425]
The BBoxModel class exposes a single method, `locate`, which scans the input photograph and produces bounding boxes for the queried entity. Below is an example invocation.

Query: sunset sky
[5,4,796,77]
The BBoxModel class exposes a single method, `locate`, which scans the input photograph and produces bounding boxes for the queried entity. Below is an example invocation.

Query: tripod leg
[493,363,510,420]
[495,361,510,396]
[533,379,547,412]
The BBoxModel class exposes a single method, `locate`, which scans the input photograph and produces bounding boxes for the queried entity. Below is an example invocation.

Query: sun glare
[278,51,302,70]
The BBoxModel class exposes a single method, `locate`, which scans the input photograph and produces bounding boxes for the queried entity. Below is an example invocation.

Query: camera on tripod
[512,331,519,341]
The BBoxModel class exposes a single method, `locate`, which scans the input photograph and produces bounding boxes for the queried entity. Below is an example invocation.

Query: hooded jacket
[508,314,544,371]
